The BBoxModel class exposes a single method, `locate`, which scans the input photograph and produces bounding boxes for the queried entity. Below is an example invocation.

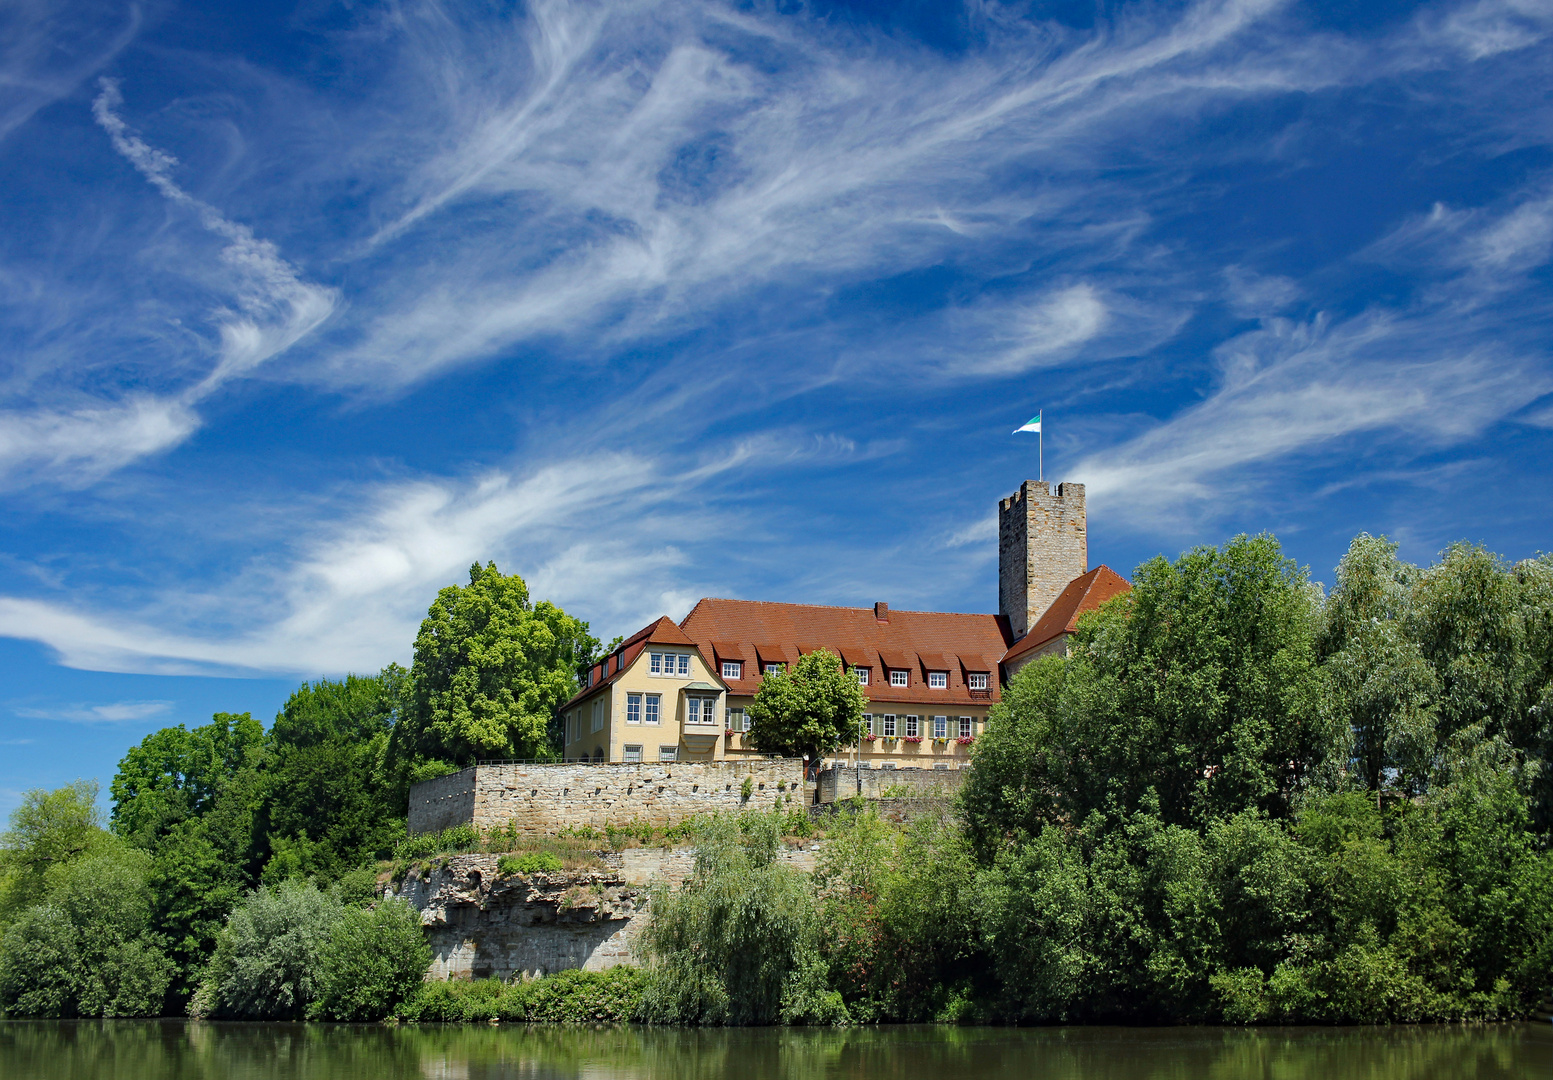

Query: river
[2,1021,1550,1080]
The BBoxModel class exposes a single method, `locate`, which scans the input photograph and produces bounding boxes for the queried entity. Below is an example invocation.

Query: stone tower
[998,481,1087,641]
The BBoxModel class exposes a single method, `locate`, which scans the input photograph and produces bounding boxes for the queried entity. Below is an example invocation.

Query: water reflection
[1,1021,1550,1080]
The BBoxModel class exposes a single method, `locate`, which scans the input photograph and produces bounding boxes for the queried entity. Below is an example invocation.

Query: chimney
[874,601,889,622]
[998,480,1087,641]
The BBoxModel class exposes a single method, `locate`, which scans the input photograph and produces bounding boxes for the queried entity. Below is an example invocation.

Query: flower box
[903,736,923,744]
[725,729,735,736]
[955,736,975,745]
[863,733,877,743]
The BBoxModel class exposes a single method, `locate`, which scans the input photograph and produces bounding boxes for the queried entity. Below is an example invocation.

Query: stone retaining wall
[816,764,967,803]
[408,759,805,836]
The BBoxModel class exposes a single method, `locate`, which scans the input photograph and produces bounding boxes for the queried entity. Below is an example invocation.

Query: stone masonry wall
[816,764,967,803]
[408,759,805,836]
[998,480,1087,641]
[408,766,479,835]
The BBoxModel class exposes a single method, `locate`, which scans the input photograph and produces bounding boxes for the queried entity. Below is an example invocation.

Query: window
[855,667,869,686]
[722,660,742,680]
[881,762,897,771]
[764,662,785,675]
[928,671,947,689]
[882,714,896,737]
[889,669,908,688]
[659,745,678,762]
[645,694,661,725]
[959,716,973,739]
[905,715,919,738]
[650,652,663,674]
[688,697,717,725]
[590,698,604,733]
[933,716,947,738]
[728,707,747,732]
[862,713,873,736]
[968,672,988,691]
[624,744,643,763]
[677,654,690,676]
[626,694,642,724]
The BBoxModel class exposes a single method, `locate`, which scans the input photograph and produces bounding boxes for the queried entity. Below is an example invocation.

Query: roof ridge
[687,596,1000,618]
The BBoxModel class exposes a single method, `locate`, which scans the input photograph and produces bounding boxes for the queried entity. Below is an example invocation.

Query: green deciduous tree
[110,713,267,1006]
[390,562,599,768]
[0,780,107,924]
[746,648,867,766]
[260,668,406,881]
[0,788,173,1018]
[963,534,1340,853]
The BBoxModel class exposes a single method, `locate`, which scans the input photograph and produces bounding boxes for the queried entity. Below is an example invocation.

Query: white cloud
[0,449,743,674]
[309,0,1355,388]
[1077,311,1550,523]
[0,82,339,489]
[0,396,198,486]
[12,700,172,723]
[0,0,141,145]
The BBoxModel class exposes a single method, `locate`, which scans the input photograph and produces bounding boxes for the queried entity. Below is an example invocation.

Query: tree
[0,781,106,920]
[0,788,174,1018]
[389,562,600,768]
[746,648,867,766]
[638,812,844,1025]
[110,713,267,1005]
[260,668,405,881]
[963,534,1340,846]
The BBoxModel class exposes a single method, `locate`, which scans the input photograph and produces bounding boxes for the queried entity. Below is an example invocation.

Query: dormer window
[889,669,908,688]
[855,667,869,686]
[763,662,785,675]
[928,671,947,689]
[722,660,742,680]
[968,673,988,691]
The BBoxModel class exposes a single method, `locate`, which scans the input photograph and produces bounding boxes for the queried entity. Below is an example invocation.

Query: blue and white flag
[1014,412,1041,434]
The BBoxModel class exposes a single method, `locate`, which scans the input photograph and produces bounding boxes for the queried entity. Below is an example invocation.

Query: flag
[1014,412,1041,434]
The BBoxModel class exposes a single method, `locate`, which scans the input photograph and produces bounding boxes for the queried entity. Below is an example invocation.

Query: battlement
[998,480,1088,642]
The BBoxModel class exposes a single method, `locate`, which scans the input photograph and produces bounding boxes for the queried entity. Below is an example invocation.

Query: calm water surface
[2,1021,1551,1080]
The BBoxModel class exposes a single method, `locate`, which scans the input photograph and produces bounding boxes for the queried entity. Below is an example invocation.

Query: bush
[397,966,646,1022]
[190,879,342,1019]
[498,852,562,875]
[311,898,431,1020]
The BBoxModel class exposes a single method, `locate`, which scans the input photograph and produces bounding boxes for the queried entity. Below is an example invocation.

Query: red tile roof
[679,598,1014,706]
[1001,565,1131,665]
[559,615,708,710]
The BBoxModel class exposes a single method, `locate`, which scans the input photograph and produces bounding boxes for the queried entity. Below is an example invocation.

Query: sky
[2,0,1552,815]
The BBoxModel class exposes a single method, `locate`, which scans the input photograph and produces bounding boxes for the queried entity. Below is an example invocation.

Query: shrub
[498,852,562,875]
[311,898,431,1021]
[396,966,646,1022]
[190,879,342,1019]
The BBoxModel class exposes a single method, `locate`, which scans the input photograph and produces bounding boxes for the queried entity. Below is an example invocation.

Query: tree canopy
[389,562,599,768]
[746,647,868,764]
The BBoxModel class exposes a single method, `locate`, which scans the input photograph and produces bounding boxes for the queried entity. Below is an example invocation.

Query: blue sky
[2,0,1552,815]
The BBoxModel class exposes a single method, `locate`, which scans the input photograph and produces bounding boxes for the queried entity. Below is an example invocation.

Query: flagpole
[1039,426,1043,483]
